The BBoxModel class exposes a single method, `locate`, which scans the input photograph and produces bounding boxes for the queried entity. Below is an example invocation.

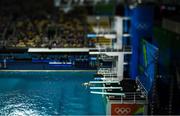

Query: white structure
[89,16,131,81]
[87,15,148,116]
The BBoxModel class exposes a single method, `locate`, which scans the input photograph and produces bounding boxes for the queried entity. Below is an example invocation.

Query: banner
[139,39,158,91]
[111,104,144,115]
[125,6,154,79]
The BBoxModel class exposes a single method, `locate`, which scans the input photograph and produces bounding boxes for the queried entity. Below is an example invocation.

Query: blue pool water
[0,71,105,115]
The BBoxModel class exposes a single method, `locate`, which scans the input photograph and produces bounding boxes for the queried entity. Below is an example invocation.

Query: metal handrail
[136,77,148,96]
[107,91,147,103]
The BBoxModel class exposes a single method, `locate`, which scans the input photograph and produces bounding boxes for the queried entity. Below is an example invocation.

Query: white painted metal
[94,78,119,81]
[90,91,125,96]
[89,51,132,56]
[90,87,123,90]
[28,48,89,52]
[113,17,123,49]
[89,81,120,84]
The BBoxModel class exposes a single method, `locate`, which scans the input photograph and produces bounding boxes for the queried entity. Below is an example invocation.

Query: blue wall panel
[125,5,154,79]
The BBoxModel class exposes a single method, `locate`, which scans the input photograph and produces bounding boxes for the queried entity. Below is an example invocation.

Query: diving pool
[0,71,106,115]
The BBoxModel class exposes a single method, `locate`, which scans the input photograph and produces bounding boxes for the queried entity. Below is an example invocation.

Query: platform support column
[117,53,124,81]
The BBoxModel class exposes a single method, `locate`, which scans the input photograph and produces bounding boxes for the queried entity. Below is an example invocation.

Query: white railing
[136,77,148,97]
[89,78,148,103]
[90,91,147,103]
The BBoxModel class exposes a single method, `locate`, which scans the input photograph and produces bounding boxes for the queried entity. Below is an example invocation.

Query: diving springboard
[90,87,123,90]
[94,78,119,81]
[89,81,119,84]
[90,91,125,96]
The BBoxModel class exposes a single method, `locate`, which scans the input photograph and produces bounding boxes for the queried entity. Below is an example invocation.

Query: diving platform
[89,51,132,56]
[89,81,120,84]
[90,87,123,90]
[90,91,125,96]
[28,48,132,54]
[94,78,119,81]
[28,48,90,53]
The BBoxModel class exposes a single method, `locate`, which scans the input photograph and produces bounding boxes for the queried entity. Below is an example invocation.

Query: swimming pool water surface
[0,71,105,115]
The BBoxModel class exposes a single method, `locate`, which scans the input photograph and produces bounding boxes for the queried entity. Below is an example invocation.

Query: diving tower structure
[87,15,148,115]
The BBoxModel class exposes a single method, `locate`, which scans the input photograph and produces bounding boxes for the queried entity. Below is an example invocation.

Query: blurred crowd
[0,2,92,48]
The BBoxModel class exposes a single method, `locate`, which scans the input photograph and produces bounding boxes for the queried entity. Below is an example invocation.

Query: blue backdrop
[124,5,154,80]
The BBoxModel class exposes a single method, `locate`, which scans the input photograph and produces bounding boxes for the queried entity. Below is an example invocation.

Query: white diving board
[90,87,123,90]
[89,81,120,84]
[90,91,125,96]
[94,78,119,81]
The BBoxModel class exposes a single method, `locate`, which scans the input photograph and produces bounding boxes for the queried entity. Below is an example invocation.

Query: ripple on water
[0,90,57,116]
[0,72,105,115]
